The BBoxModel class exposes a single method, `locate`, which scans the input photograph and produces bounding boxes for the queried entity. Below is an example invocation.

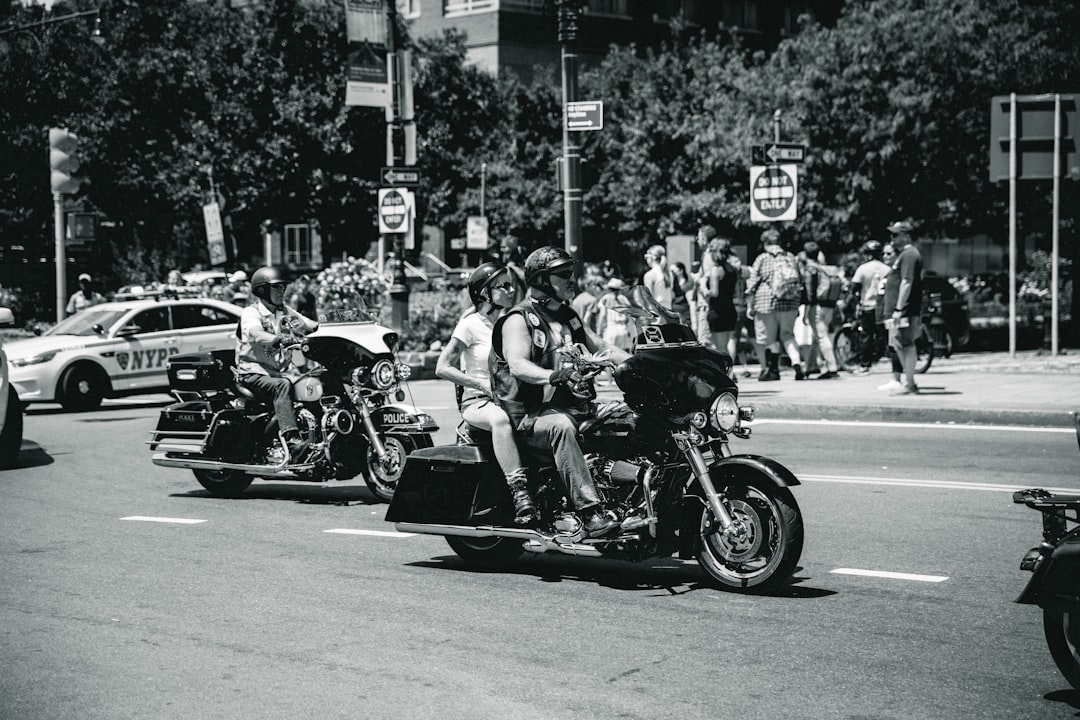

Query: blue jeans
[237,373,297,434]
[519,404,600,511]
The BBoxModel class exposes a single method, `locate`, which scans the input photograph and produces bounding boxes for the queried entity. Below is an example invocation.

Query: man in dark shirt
[881,221,923,395]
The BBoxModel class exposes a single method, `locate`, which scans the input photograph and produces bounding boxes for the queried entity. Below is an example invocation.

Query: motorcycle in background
[147,305,437,501]
[1012,411,1080,690]
[386,286,804,592]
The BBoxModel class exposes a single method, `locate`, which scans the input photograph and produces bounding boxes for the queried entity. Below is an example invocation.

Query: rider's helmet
[861,240,883,259]
[524,246,576,302]
[467,262,509,307]
[250,266,288,302]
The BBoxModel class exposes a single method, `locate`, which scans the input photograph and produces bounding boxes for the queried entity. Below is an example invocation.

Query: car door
[110,306,176,393]
[170,302,239,362]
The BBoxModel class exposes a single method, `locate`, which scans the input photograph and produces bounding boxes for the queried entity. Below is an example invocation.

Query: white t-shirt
[451,312,494,402]
[852,260,892,312]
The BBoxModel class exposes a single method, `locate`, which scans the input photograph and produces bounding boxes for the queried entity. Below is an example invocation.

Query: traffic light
[48,127,81,194]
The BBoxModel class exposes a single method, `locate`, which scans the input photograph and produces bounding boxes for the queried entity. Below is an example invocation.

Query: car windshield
[45,309,129,337]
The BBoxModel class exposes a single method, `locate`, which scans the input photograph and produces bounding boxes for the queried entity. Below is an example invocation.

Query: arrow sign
[764,143,806,163]
[380,167,421,186]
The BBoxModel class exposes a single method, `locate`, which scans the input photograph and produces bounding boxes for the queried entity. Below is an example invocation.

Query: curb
[747,402,1075,428]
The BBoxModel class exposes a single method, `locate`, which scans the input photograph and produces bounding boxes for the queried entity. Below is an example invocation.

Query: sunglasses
[490,282,515,292]
[550,269,574,280]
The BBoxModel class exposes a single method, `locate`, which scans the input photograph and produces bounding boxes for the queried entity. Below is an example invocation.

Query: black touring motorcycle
[1013,412,1080,690]
[387,287,804,592]
[148,306,437,501]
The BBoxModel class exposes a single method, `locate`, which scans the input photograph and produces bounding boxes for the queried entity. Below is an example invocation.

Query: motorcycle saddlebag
[167,352,234,392]
[384,445,509,526]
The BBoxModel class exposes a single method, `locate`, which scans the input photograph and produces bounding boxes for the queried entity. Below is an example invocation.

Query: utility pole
[384,0,414,329]
[555,0,586,270]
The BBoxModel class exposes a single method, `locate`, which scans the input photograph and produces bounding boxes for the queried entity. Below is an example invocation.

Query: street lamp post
[555,0,586,270]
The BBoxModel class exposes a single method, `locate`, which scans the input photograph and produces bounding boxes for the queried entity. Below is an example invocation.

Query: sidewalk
[724,349,1080,428]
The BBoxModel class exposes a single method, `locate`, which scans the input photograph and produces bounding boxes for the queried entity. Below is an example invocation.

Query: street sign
[750,164,798,222]
[989,94,1079,181]
[566,101,604,131]
[764,142,806,163]
[380,166,421,186]
[466,216,489,250]
[202,202,228,265]
[378,188,411,234]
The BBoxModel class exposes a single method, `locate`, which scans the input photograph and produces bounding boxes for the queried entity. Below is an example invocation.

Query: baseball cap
[229,270,248,283]
[78,273,92,282]
[887,221,913,234]
[761,229,781,245]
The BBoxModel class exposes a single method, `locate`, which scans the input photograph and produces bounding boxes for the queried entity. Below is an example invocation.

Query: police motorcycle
[386,284,804,592]
[1012,412,1080,690]
[147,274,437,501]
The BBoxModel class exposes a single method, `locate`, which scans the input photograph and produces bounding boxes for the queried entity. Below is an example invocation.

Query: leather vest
[489,297,589,426]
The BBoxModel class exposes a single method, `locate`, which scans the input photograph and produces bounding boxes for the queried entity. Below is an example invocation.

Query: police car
[7,298,242,412]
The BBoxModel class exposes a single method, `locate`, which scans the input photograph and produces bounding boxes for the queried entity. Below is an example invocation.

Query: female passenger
[436,263,536,524]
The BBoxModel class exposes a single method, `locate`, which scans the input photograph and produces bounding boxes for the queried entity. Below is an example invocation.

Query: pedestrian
[799,240,841,380]
[881,221,924,395]
[288,274,318,318]
[227,270,250,306]
[66,273,105,316]
[670,261,694,328]
[746,229,804,381]
[693,225,718,346]
[571,274,602,333]
[848,240,893,374]
[705,237,740,362]
[594,277,633,353]
[642,244,674,308]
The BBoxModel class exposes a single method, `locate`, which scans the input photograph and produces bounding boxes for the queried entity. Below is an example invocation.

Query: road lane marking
[831,568,949,583]
[753,419,1073,433]
[800,475,1077,494]
[324,528,417,538]
[121,516,207,524]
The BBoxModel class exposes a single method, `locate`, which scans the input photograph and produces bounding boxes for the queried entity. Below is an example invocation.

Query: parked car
[6,298,242,412]
[923,272,971,356]
[0,307,23,468]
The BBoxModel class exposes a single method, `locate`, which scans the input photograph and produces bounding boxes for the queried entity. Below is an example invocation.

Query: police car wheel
[59,363,106,412]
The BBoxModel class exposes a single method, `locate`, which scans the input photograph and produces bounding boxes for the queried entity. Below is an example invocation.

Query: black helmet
[524,246,575,288]
[250,266,288,300]
[467,262,508,307]
[861,240,883,259]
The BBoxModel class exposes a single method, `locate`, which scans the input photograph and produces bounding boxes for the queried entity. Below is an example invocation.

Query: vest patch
[533,329,547,349]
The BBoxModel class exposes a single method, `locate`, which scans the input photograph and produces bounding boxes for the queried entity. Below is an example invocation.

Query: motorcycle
[1013,412,1080,690]
[147,305,438,501]
[385,287,804,592]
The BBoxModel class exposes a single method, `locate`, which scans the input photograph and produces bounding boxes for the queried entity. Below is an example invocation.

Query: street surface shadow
[1043,688,1080,712]
[0,440,54,470]
[410,555,836,598]
[170,481,382,506]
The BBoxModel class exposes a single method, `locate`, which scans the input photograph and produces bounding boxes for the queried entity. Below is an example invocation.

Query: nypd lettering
[115,347,179,372]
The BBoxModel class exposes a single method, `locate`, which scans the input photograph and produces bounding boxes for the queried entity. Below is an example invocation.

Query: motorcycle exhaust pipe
[150,453,300,475]
[393,522,604,558]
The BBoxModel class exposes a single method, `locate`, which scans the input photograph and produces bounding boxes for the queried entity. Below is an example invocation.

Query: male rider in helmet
[489,246,631,538]
[236,266,319,457]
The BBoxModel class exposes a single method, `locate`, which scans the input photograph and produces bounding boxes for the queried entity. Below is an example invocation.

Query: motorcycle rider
[235,266,319,456]
[489,246,631,538]
[436,262,537,525]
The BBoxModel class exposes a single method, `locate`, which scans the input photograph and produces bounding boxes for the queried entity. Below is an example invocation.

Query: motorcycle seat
[234,383,257,400]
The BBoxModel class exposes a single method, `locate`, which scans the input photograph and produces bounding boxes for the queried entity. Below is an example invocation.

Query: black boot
[582,506,619,538]
[507,477,537,525]
[759,351,780,381]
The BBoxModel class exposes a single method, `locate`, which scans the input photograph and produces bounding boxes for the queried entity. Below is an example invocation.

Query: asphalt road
[1,386,1079,720]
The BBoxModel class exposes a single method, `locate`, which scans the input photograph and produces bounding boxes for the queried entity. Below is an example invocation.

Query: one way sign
[380,167,421,186]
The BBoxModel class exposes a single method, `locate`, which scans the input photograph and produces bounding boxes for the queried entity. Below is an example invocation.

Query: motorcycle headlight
[709,392,740,433]
[370,359,396,390]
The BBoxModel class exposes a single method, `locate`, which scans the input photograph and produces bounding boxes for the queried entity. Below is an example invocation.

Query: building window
[397,0,420,18]
[444,0,496,15]
[501,0,543,10]
[284,224,313,266]
[586,0,630,17]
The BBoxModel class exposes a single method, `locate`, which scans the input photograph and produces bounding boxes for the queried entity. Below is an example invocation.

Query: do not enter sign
[750,164,798,222]
[378,188,412,233]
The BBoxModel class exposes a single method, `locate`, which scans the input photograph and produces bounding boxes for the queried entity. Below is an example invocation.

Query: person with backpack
[798,240,842,380]
[746,229,805,382]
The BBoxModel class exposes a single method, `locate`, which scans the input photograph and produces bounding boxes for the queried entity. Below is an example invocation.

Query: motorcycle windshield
[315,289,377,324]
[611,285,698,347]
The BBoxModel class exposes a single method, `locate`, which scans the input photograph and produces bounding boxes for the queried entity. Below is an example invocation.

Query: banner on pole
[344,0,390,108]
[203,202,228,266]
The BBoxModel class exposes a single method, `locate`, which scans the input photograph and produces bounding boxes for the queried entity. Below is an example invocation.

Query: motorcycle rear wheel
[446,536,523,568]
[1044,609,1080,690]
[364,435,410,502]
[697,479,803,592]
[193,468,253,498]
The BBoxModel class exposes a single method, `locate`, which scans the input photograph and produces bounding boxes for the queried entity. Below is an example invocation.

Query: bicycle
[831,306,933,374]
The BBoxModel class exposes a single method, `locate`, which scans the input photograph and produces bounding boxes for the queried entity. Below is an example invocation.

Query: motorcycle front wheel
[193,468,253,498]
[1044,609,1080,690]
[446,536,523,568]
[364,435,410,502]
[697,479,803,592]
